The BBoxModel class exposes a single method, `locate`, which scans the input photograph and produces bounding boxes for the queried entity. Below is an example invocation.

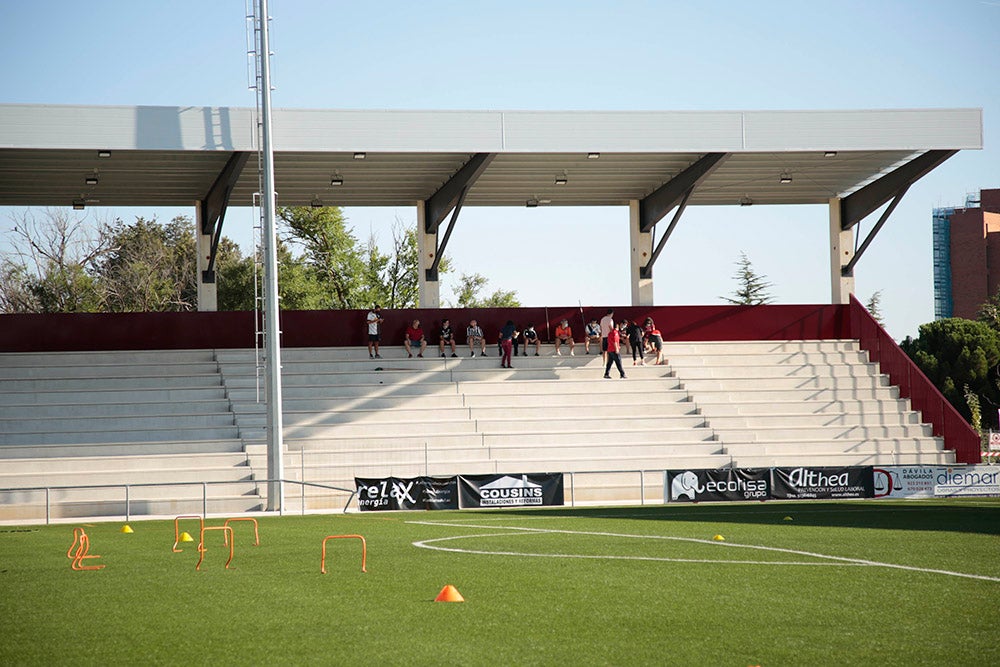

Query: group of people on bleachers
[363,305,666,373]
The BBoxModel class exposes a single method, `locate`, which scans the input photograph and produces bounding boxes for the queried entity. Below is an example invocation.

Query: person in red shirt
[604,323,626,379]
[404,319,427,358]
[553,319,575,356]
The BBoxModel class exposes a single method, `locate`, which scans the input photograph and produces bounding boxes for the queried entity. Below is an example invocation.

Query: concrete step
[0,387,228,406]
[468,404,700,420]
[0,413,235,434]
[481,429,717,446]
[0,362,220,380]
[666,340,859,355]
[674,364,880,379]
[732,451,955,468]
[717,424,931,442]
[668,351,870,366]
[0,438,246,459]
[282,421,479,439]
[0,451,249,474]
[0,349,216,367]
[704,412,922,429]
[698,398,910,416]
[691,386,900,402]
[680,376,888,391]
[232,395,467,413]
[475,415,708,433]
[0,494,266,522]
[722,439,945,456]
[226,382,459,401]
[0,425,241,446]
[0,465,254,489]
[0,375,222,391]
[3,400,234,420]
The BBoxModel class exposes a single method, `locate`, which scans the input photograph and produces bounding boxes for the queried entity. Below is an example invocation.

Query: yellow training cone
[783,516,793,521]
[179,531,194,542]
[120,524,134,534]
[434,585,465,603]
[712,534,725,542]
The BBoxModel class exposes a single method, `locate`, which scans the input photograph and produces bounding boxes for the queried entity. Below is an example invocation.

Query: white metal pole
[258,0,284,511]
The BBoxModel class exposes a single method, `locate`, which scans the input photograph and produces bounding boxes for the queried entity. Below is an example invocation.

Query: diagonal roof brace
[640,187,693,280]
[199,151,250,283]
[840,149,957,231]
[425,185,469,282]
[638,152,729,233]
[842,183,909,277]
[424,152,495,233]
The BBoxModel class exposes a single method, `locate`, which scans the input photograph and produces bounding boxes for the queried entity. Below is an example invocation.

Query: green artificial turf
[1,499,998,666]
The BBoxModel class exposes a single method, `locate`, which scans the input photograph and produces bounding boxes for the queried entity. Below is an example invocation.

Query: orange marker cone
[434,584,465,602]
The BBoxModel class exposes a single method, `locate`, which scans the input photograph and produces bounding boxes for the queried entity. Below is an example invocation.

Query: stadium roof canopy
[0,104,983,210]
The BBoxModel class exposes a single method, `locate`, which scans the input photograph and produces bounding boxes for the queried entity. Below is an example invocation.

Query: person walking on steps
[604,321,626,379]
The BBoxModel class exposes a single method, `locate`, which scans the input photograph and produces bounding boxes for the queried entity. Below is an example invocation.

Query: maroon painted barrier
[849,296,981,464]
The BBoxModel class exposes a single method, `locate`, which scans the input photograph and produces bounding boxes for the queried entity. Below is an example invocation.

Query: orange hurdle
[67,527,105,571]
[320,534,367,574]
[223,517,260,546]
[172,515,204,552]
[196,526,234,571]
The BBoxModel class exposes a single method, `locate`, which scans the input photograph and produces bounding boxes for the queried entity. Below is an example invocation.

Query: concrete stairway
[0,350,261,520]
[666,340,952,468]
[0,338,953,519]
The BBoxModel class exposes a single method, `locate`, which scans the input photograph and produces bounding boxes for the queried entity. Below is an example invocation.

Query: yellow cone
[712,534,725,541]
[179,531,194,542]
[120,524,134,534]
[783,516,793,521]
[434,584,465,603]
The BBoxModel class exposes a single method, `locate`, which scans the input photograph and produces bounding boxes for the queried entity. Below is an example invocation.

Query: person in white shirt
[366,305,383,359]
[467,319,487,357]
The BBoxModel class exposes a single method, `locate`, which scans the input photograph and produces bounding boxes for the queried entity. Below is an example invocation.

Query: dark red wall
[0,304,849,353]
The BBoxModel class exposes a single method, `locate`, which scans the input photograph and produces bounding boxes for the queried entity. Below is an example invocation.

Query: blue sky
[1,0,998,339]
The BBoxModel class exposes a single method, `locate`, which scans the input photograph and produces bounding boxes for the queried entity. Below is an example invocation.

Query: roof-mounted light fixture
[310,196,323,209]
[330,173,344,186]
[526,198,539,208]
[97,150,111,158]
[353,152,366,160]
[72,198,86,210]
[739,195,753,207]
[554,175,568,186]
[779,171,793,184]
[824,151,837,158]
[85,174,99,186]
[587,152,600,159]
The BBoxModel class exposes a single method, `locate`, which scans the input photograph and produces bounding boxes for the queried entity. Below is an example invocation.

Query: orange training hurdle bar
[173,515,204,552]
[67,527,105,571]
[223,517,260,546]
[196,526,234,571]
[321,534,367,574]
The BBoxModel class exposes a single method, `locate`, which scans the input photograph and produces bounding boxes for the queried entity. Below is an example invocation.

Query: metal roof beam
[840,149,957,230]
[842,184,909,277]
[640,188,693,280]
[198,151,249,282]
[424,152,495,233]
[638,152,729,233]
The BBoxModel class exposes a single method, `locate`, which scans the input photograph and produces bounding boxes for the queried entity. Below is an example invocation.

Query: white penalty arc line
[407,521,1000,583]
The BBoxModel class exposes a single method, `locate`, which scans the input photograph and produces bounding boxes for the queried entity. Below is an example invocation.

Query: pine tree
[721,252,774,305]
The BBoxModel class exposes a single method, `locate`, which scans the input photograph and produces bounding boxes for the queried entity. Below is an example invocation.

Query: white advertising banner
[873,465,1000,499]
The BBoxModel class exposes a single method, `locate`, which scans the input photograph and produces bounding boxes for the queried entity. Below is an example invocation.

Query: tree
[721,252,774,305]
[1,208,106,313]
[95,216,197,312]
[278,206,365,309]
[453,272,521,308]
[900,318,1000,429]
[865,290,885,326]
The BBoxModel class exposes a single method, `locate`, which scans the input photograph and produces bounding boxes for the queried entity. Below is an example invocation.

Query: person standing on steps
[366,305,383,359]
[499,320,516,368]
[604,320,626,379]
[598,308,615,364]
[625,319,645,366]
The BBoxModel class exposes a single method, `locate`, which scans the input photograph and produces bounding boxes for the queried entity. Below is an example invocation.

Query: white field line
[408,521,1000,583]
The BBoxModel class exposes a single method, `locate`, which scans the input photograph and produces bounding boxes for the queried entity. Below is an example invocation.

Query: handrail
[0,478,354,525]
[849,295,981,463]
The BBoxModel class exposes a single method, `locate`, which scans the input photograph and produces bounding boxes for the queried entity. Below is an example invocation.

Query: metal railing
[0,479,354,525]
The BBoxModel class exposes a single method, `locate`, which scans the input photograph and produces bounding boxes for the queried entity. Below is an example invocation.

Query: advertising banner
[772,466,873,500]
[665,468,771,503]
[355,476,459,511]
[458,473,564,509]
[872,466,937,499]
[873,465,1000,499]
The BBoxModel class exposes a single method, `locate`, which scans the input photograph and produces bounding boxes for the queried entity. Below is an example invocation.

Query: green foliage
[865,290,885,326]
[454,272,521,308]
[721,251,774,305]
[901,318,1000,428]
[96,216,197,312]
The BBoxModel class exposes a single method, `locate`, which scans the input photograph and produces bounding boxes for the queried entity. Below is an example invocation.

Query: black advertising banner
[458,473,564,509]
[355,476,458,511]
[772,466,874,500]
[666,468,771,502]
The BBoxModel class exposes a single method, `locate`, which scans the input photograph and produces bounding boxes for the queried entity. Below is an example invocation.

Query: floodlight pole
[258,0,284,511]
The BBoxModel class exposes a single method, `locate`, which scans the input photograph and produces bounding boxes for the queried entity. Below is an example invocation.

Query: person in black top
[626,319,645,366]
[522,323,541,356]
[439,319,458,357]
